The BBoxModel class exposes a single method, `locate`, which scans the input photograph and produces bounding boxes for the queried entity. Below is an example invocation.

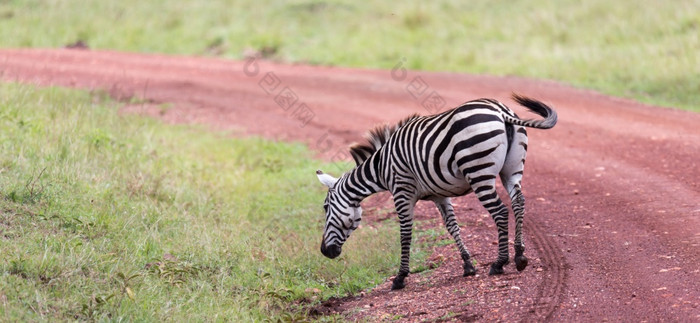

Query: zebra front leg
[511,185,528,271]
[391,197,415,290]
[432,197,476,276]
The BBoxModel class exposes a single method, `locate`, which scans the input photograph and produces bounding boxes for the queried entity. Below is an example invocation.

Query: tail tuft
[507,94,558,129]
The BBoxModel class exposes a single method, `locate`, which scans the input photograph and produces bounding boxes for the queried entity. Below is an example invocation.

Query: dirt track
[1,49,698,321]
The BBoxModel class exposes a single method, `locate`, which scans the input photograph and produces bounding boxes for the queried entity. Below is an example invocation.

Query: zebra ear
[316,170,338,188]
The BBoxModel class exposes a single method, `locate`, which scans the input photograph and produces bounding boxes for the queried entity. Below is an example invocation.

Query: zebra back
[349,94,556,165]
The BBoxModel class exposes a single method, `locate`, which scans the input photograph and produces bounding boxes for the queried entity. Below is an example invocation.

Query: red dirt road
[1,49,698,321]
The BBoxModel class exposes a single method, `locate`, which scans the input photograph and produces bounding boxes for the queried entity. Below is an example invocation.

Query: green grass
[0,83,401,321]
[0,0,695,319]
[0,0,698,111]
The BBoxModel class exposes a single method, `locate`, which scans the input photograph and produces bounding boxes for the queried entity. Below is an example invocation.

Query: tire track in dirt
[524,216,568,321]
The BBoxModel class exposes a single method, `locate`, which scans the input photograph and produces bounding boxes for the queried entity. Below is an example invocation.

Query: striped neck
[337,153,387,204]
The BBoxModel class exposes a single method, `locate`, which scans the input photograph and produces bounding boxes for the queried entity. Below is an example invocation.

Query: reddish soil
[1,49,698,322]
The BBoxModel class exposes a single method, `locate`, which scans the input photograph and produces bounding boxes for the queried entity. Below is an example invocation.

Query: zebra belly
[415,171,473,198]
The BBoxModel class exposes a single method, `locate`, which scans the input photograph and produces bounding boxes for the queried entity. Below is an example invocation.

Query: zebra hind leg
[511,185,528,271]
[469,176,510,275]
[432,197,476,276]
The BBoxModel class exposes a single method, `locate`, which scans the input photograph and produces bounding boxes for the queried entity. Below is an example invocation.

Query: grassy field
[0,1,696,320]
[0,0,697,111]
[0,83,404,321]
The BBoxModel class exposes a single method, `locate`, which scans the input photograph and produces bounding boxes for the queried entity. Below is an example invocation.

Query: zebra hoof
[515,255,528,271]
[489,265,504,275]
[514,245,527,271]
[463,262,477,276]
[391,277,406,290]
[391,273,407,290]
[489,261,507,275]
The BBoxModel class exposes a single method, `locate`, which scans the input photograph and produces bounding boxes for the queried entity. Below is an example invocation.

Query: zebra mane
[349,114,420,165]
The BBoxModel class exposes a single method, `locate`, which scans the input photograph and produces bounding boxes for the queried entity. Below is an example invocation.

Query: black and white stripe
[316,94,557,290]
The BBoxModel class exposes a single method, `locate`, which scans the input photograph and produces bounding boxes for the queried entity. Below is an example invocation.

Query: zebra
[316,94,557,290]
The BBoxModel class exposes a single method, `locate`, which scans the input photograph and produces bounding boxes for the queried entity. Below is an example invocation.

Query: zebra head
[316,170,362,259]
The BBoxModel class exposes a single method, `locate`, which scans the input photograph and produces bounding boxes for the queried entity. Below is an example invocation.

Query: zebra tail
[506,94,558,129]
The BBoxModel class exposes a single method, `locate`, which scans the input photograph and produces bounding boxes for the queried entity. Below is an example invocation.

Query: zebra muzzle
[320,241,342,259]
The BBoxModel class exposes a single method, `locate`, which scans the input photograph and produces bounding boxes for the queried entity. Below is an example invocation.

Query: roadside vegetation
[0,0,696,320]
[1,0,697,111]
[0,83,399,321]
